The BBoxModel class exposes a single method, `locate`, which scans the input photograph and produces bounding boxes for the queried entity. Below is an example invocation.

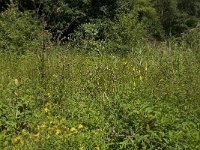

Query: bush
[70,22,108,54]
[182,28,200,51]
[106,12,145,55]
[0,6,44,54]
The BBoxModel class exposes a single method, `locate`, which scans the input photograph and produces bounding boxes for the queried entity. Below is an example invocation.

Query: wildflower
[145,62,148,71]
[56,129,61,135]
[133,110,140,114]
[48,127,54,134]
[146,124,150,131]
[38,123,46,129]
[78,124,84,130]
[96,145,100,150]
[133,81,136,86]
[14,92,18,96]
[12,136,23,145]
[34,132,40,138]
[47,93,51,98]
[70,127,78,133]
[44,107,49,113]
[79,144,84,150]
[133,67,135,72]
[14,79,20,87]
[124,130,129,135]
[139,75,143,81]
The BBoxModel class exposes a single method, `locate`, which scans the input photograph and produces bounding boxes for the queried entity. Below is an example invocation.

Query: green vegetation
[1,46,200,149]
[0,7,43,54]
[0,1,200,150]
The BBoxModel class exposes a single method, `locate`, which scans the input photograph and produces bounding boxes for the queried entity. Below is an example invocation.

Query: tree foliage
[0,0,200,40]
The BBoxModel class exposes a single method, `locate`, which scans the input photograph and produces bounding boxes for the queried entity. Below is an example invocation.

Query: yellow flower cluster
[12,105,87,147]
[12,136,24,145]
[44,107,49,113]
[131,64,149,81]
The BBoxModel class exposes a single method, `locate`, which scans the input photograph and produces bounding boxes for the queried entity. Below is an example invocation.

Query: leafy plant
[0,6,43,54]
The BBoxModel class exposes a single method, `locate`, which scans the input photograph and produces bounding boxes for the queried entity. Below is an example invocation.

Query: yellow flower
[79,144,84,150]
[56,129,61,135]
[34,112,39,118]
[47,93,51,97]
[22,129,26,133]
[95,129,102,135]
[145,63,148,71]
[96,145,100,150]
[78,124,84,130]
[12,136,23,145]
[70,127,78,133]
[132,67,135,72]
[40,124,46,128]
[38,123,46,129]
[139,75,143,81]
[44,107,49,113]
[34,132,40,138]
[160,79,164,82]
[33,132,40,141]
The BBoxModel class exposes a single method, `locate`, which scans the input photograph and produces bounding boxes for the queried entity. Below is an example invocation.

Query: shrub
[106,12,145,55]
[182,28,200,51]
[0,6,44,54]
[70,22,108,54]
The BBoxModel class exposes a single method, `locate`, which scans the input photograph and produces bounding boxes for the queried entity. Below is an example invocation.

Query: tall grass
[0,42,200,149]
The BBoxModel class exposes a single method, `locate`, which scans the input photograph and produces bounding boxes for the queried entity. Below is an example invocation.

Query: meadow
[0,41,200,149]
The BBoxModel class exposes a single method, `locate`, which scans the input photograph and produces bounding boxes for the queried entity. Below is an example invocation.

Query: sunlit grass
[0,44,200,149]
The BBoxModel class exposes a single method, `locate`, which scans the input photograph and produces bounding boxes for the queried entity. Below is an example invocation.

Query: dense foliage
[0,1,200,149]
[0,45,200,149]
[1,0,200,41]
[0,7,44,54]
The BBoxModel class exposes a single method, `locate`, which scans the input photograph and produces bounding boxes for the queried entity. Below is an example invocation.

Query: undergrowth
[0,46,199,149]
[0,5,200,150]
